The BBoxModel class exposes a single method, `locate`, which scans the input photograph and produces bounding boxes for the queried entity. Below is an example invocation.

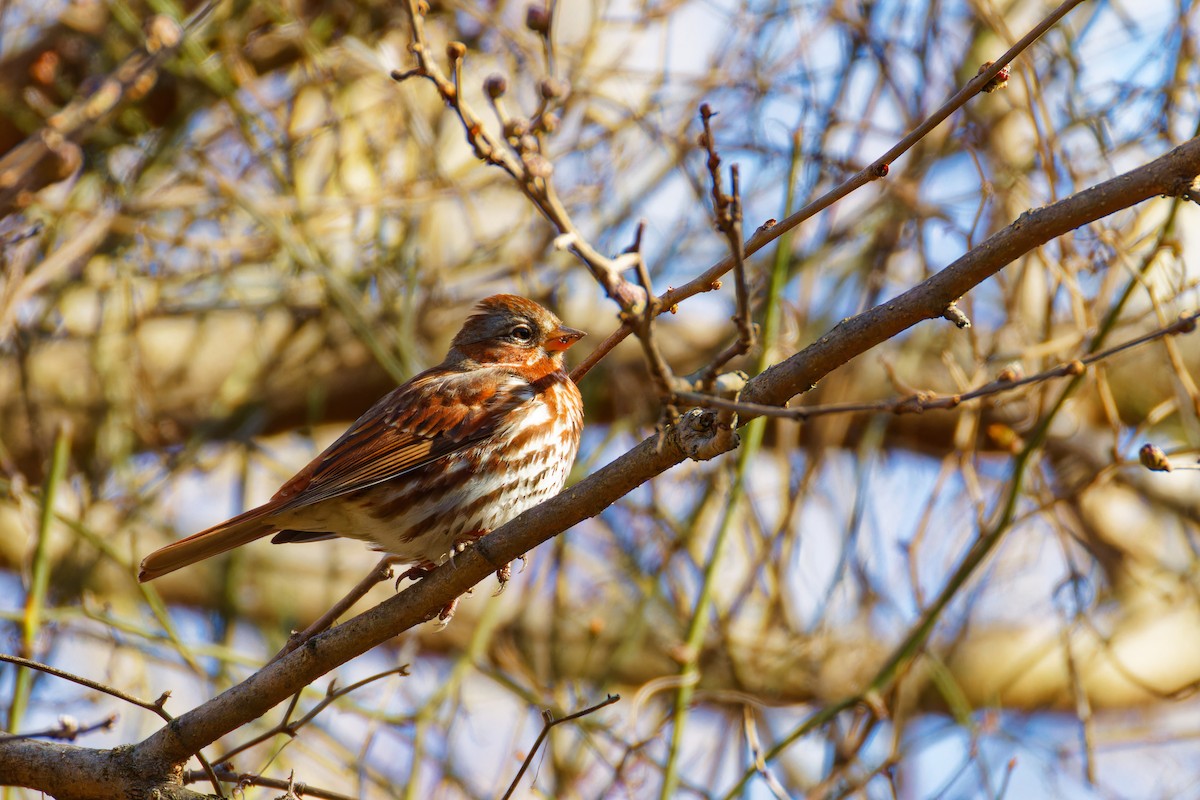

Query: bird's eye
[511,325,534,342]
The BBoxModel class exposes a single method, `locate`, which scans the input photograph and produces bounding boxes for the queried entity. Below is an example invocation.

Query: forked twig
[180,767,357,800]
[621,223,680,415]
[571,0,1091,383]
[215,665,410,765]
[391,0,645,314]
[0,653,224,794]
[500,694,621,800]
[677,311,1200,421]
[270,556,398,663]
[695,105,757,391]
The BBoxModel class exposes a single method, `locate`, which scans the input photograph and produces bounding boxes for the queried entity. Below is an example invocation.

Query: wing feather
[271,368,530,509]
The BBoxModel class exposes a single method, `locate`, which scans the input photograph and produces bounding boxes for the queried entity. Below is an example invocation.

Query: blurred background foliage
[1,0,1200,797]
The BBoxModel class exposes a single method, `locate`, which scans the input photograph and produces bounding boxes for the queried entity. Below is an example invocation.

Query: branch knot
[673,408,740,462]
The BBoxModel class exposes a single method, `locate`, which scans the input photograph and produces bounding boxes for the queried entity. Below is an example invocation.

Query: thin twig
[622,223,679,415]
[180,768,357,800]
[697,161,756,389]
[0,220,43,249]
[392,0,644,312]
[0,653,169,715]
[0,714,116,743]
[270,556,398,663]
[742,707,790,800]
[215,665,410,764]
[500,694,620,800]
[571,0,1091,382]
[694,106,756,390]
[0,652,225,794]
[678,310,1200,422]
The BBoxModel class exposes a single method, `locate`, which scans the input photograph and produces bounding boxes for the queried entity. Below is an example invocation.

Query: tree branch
[124,131,1200,784]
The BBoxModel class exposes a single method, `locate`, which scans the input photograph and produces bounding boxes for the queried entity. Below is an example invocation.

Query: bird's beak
[545,326,586,351]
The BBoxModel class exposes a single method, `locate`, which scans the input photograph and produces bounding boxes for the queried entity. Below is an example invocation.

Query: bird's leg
[394,530,517,625]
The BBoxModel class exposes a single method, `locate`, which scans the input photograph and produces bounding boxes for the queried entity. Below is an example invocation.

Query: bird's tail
[138,507,278,582]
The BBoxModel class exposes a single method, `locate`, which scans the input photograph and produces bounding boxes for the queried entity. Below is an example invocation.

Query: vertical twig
[622,222,681,421]
[695,106,758,392]
[663,130,802,800]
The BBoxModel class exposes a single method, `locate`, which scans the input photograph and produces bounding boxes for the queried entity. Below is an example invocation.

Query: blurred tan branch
[0,6,214,216]
[6,126,1194,799]
[679,310,1200,421]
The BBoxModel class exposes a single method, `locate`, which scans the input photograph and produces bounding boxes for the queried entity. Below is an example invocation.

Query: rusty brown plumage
[138,295,585,602]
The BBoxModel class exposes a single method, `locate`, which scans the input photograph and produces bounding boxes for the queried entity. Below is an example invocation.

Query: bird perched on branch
[139,294,585,621]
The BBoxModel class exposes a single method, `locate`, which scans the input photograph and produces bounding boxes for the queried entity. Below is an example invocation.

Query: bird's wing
[271,368,531,509]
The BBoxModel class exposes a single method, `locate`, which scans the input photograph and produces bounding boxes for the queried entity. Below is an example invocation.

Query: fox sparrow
[138,294,585,617]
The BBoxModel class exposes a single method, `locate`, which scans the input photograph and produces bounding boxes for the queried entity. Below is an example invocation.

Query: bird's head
[448,294,584,374]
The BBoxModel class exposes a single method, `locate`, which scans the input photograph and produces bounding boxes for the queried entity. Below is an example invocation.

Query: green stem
[720,188,1189,800]
[9,426,71,733]
[659,134,802,799]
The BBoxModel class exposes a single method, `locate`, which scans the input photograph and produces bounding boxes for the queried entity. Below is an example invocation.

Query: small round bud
[986,423,1022,452]
[30,51,59,85]
[1140,443,1172,472]
[522,151,553,178]
[978,60,1010,93]
[995,363,1024,383]
[539,111,560,133]
[128,71,158,102]
[446,41,467,60]
[539,77,568,100]
[484,74,507,99]
[503,118,529,138]
[145,15,182,54]
[526,5,552,34]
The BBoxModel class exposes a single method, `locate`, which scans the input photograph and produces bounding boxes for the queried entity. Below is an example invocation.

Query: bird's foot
[393,562,461,626]
[394,530,517,625]
[493,554,526,595]
[432,595,460,629]
[395,562,434,590]
[450,529,518,594]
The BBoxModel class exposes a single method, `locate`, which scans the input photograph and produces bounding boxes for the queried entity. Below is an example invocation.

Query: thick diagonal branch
[134,134,1200,771]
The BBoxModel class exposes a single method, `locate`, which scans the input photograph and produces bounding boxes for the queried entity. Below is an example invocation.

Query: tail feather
[138,507,279,582]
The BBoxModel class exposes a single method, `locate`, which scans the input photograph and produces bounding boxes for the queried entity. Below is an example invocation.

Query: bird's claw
[494,562,512,594]
[395,563,433,591]
[493,555,525,595]
[432,596,460,629]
